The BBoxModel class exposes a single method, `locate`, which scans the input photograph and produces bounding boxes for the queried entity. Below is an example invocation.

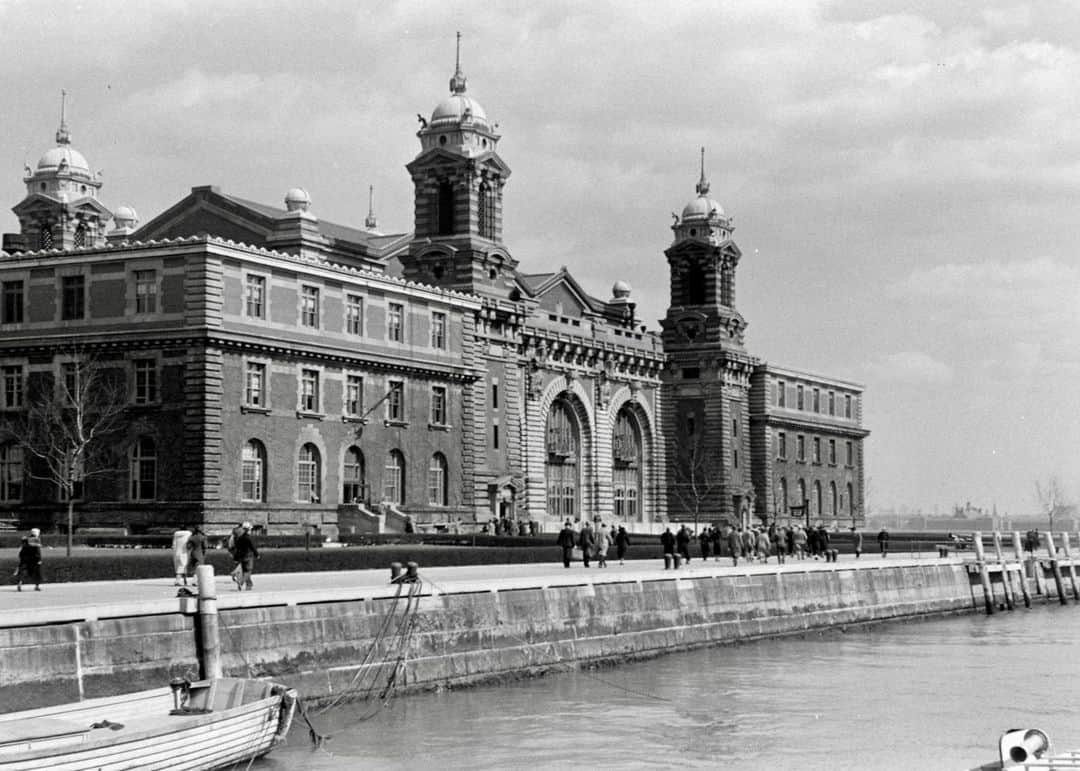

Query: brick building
[0,51,866,535]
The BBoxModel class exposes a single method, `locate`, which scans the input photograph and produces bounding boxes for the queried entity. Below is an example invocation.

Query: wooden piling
[973,532,995,615]
[1011,531,1032,608]
[196,564,222,679]
[1044,531,1069,606]
[992,531,1015,611]
[1059,532,1080,600]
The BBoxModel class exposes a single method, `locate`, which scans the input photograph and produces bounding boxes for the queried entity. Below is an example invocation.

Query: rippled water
[257,604,1080,770]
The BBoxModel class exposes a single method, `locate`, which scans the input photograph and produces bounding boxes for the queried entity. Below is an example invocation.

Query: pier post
[992,532,1015,611]
[196,564,223,679]
[973,532,995,615]
[1058,533,1080,601]
[1044,532,1069,606]
[1011,531,1032,608]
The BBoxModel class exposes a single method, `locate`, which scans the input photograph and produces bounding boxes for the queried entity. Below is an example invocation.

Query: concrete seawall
[0,558,994,712]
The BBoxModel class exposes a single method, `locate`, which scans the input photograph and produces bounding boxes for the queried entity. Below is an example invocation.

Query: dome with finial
[284,187,311,212]
[429,31,491,130]
[612,280,632,299]
[113,205,138,229]
[680,147,724,222]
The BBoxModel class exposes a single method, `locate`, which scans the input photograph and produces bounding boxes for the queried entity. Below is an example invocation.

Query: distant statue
[416,114,428,128]
[671,212,679,224]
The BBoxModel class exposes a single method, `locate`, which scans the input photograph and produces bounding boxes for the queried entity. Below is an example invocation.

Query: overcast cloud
[1,0,1077,516]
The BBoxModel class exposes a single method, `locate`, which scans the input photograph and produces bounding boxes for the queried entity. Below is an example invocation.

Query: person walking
[660,527,676,562]
[578,521,595,568]
[711,526,722,562]
[187,524,207,578]
[852,529,863,558]
[233,522,259,590]
[14,535,42,591]
[615,526,631,565]
[807,525,820,559]
[676,525,691,564]
[794,525,807,560]
[595,524,611,568]
[817,525,831,559]
[772,526,786,564]
[755,528,771,563]
[727,525,741,567]
[877,526,890,557]
[171,526,192,586]
[740,527,753,560]
[557,520,577,568]
[699,526,712,560]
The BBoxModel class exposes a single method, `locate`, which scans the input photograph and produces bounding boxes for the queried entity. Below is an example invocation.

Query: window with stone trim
[134,270,157,314]
[2,281,24,324]
[428,452,448,506]
[430,385,447,425]
[245,362,266,408]
[2,366,23,409]
[245,275,266,318]
[297,443,321,503]
[383,449,405,504]
[343,446,365,503]
[61,275,85,320]
[133,359,158,404]
[388,303,404,343]
[345,375,363,417]
[430,311,447,349]
[301,285,320,329]
[129,436,157,501]
[0,443,22,502]
[346,294,363,335]
[387,380,404,422]
[241,440,266,502]
[300,369,320,413]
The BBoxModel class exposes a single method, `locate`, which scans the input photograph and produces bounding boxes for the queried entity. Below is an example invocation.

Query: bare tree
[668,434,724,532]
[1034,476,1070,532]
[1,351,128,556]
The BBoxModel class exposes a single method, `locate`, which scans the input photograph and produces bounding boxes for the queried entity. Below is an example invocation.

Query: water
[257,604,1080,770]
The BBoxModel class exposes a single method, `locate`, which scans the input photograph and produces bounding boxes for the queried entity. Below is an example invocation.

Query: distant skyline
[1,0,1077,516]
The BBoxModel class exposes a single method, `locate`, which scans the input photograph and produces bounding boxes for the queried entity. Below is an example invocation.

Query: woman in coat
[595,524,611,568]
[15,535,42,591]
[614,526,631,565]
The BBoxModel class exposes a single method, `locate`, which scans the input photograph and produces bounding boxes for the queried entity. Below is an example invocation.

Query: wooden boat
[0,676,297,770]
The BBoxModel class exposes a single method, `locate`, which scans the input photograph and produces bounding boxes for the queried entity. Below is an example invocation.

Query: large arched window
[343,446,365,504]
[383,449,405,505]
[0,444,23,502]
[297,443,321,503]
[428,453,447,506]
[813,480,822,518]
[546,400,580,521]
[612,408,642,521]
[830,481,838,517]
[241,440,266,502]
[130,436,157,501]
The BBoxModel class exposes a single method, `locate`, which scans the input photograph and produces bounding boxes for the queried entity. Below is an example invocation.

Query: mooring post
[1011,531,1032,608]
[973,531,994,615]
[1058,533,1080,601]
[1044,532,1069,606]
[196,564,223,679]
[992,532,1015,611]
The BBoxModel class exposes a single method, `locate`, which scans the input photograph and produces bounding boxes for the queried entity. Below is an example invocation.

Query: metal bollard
[406,561,419,582]
[674,554,683,569]
[390,562,403,582]
[663,554,673,570]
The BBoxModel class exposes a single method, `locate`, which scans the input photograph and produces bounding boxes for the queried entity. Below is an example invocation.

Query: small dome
[430,94,489,129]
[612,280,632,299]
[681,195,724,222]
[113,205,138,228]
[36,146,91,177]
[284,187,311,212]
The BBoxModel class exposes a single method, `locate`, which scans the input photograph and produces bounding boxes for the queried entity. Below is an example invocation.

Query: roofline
[754,362,865,391]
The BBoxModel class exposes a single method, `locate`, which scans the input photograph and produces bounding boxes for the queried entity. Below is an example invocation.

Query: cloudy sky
[1,0,1077,517]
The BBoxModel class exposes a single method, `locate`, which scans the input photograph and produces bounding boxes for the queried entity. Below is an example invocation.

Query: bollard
[664,554,673,570]
[390,562,403,582]
[195,564,222,680]
[992,532,1015,611]
[1011,531,1032,608]
[674,553,683,569]
[1059,533,1080,600]
[406,561,419,582]
[1045,532,1069,606]
[831,548,839,563]
[973,532,995,615]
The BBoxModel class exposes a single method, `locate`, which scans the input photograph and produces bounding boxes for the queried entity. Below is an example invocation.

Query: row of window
[0,360,162,409]
[777,477,856,518]
[0,438,158,503]
[776,431,855,467]
[245,275,448,347]
[776,380,854,419]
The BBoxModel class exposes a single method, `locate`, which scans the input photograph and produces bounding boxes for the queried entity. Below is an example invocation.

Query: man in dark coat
[877,527,890,557]
[726,526,741,566]
[699,527,711,560]
[556,520,577,568]
[186,524,207,579]
[660,527,676,557]
[676,525,691,563]
[807,525,820,558]
[817,525,830,558]
[15,535,42,591]
[614,526,631,565]
[578,522,595,568]
[233,522,259,590]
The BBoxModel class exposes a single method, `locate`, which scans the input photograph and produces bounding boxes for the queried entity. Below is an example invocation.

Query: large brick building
[0,54,866,535]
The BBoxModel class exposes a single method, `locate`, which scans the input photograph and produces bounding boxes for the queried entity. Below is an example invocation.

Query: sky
[0,0,1077,518]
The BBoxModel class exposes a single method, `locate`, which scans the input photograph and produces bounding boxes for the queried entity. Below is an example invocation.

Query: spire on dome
[695,146,709,196]
[55,89,71,145]
[365,185,378,230]
[449,31,467,94]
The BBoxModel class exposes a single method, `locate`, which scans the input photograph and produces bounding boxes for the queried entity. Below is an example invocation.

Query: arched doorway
[546,398,580,522]
[612,407,642,522]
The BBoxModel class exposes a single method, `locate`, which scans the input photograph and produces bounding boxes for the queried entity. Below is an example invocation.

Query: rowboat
[973,728,1080,770]
[0,676,297,771]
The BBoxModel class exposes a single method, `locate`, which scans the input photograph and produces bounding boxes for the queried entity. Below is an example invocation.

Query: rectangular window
[796,385,804,410]
[134,270,157,314]
[245,362,266,407]
[829,439,837,465]
[828,391,835,416]
[387,380,404,422]
[346,294,364,335]
[777,431,787,460]
[846,440,854,466]
[2,366,23,409]
[300,369,319,412]
[245,275,265,318]
[133,359,158,404]
[845,394,853,419]
[813,437,821,464]
[812,388,820,413]
[61,362,79,403]
[493,422,500,449]
[345,374,363,416]
[796,435,805,462]
[430,385,447,425]
[2,281,24,324]
[492,380,499,409]
[61,275,85,320]
[777,380,786,408]
[430,311,446,349]
[388,303,403,342]
[301,285,319,328]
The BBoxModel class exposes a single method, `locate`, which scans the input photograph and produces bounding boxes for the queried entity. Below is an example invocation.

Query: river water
[257,603,1080,770]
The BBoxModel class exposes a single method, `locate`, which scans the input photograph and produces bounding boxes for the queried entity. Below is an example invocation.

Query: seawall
[0,559,1000,712]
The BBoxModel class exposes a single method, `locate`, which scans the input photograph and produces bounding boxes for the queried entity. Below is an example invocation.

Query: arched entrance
[546,398,581,522]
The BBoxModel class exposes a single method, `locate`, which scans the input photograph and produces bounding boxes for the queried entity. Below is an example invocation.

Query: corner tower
[660,150,757,527]
[401,34,516,296]
[8,92,111,252]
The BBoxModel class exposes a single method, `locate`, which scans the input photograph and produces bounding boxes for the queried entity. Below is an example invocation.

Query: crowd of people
[557,519,632,568]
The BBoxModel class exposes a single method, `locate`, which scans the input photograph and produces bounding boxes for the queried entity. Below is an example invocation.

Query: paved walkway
[0,552,957,628]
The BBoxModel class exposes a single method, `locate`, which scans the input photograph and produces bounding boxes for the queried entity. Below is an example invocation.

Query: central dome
[36,146,91,177]
[681,195,724,221]
[431,93,489,129]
